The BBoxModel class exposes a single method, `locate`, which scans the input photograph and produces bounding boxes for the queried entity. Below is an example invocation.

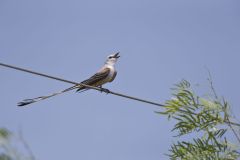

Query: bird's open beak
[113,52,120,58]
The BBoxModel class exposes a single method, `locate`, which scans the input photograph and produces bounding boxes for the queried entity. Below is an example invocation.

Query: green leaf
[0,128,10,139]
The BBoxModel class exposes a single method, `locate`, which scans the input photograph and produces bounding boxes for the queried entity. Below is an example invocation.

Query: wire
[0,62,164,107]
[1,62,240,129]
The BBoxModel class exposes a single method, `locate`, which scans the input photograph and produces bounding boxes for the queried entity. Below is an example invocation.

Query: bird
[17,52,120,106]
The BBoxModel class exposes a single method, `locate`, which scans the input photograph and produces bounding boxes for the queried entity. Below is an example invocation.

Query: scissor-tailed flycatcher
[17,52,120,106]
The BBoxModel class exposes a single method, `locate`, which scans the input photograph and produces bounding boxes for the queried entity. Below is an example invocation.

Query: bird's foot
[100,88,110,94]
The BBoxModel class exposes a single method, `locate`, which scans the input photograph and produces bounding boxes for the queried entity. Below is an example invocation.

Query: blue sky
[1,0,240,159]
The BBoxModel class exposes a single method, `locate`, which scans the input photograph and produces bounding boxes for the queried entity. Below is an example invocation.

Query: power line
[1,62,240,128]
[0,62,164,107]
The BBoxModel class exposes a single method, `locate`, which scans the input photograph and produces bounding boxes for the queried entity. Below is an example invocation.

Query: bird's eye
[109,56,113,59]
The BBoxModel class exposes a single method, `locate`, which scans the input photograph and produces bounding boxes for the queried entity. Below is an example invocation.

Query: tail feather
[18,99,38,106]
[76,87,89,93]
[76,86,85,92]
[17,85,78,107]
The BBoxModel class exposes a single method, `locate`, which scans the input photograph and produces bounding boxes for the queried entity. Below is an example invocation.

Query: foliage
[157,80,240,160]
[0,128,12,160]
[0,128,34,160]
[0,153,12,160]
[0,129,10,140]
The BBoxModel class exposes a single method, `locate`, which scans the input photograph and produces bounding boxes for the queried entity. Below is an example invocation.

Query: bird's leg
[99,86,110,94]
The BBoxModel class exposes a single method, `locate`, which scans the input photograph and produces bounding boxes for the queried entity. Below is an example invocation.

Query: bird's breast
[106,66,116,82]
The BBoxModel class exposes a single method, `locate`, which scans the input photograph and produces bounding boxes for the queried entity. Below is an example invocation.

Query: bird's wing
[76,67,110,92]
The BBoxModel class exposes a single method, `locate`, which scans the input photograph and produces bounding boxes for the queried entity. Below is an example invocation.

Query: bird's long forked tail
[17,85,79,107]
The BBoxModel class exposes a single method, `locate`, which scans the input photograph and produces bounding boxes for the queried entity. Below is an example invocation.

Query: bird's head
[105,52,120,65]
